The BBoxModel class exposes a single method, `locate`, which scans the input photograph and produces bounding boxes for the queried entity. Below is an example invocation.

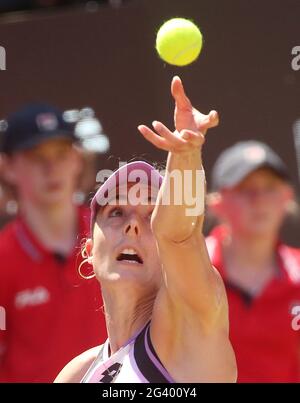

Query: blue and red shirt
[0,206,107,382]
[206,225,300,382]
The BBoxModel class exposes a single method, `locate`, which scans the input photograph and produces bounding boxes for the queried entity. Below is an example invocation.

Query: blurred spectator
[206,140,300,382]
[0,103,107,382]
[0,179,17,229]
[0,107,110,227]
[0,154,18,228]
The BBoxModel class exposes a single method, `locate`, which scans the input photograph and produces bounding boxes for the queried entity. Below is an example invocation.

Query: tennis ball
[156,18,203,66]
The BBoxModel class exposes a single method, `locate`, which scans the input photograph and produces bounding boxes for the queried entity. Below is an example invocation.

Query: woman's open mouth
[116,248,143,264]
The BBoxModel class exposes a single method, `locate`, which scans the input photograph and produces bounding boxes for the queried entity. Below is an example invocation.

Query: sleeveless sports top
[80,322,174,383]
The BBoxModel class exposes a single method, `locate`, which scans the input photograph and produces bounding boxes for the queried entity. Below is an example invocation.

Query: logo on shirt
[291,304,300,331]
[99,362,123,383]
[15,287,50,310]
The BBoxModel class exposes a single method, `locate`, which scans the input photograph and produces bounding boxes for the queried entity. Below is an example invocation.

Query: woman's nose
[124,217,140,236]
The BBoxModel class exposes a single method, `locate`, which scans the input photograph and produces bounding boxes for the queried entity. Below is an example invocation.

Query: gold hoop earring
[78,258,96,280]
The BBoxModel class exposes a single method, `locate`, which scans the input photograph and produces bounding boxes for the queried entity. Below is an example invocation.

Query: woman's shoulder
[54,344,104,383]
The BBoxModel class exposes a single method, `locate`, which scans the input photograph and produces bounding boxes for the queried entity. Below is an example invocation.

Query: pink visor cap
[90,161,163,230]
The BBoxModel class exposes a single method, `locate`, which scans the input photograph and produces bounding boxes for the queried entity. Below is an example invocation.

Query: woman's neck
[102,286,155,354]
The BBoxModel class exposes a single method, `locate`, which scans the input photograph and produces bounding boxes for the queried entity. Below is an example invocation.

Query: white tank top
[80,322,174,383]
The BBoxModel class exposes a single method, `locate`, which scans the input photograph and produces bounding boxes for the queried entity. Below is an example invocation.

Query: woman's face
[89,183,162,292]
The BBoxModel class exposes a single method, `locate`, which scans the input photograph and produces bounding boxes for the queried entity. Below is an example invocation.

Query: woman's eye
[109,208,122,217]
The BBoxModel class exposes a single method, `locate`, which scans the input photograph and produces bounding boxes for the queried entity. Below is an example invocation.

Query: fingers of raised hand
[138,121,203,153]
[138,121,184,152]
[171,76,192,111]
[195,109,219,133]
[137,124,170,151]
[180,129,205,148]
[207,110,219,128]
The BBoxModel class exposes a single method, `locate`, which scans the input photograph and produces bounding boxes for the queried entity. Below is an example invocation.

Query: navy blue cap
[211,140,290,191]
[0,103,77,154]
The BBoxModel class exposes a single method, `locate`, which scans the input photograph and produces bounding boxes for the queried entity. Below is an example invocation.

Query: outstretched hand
[171,76,219,134]
[138,76,219,154]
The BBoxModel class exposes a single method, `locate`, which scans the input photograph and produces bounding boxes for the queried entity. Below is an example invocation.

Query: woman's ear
[85,238,94,263]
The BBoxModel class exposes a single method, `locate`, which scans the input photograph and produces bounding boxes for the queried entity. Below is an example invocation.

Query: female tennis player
[55,76,237,383]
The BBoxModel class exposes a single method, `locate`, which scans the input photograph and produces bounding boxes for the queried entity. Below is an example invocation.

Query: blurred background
[0,0,299,242]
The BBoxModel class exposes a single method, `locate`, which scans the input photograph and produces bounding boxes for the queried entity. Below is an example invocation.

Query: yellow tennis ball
[156,18,203,66]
